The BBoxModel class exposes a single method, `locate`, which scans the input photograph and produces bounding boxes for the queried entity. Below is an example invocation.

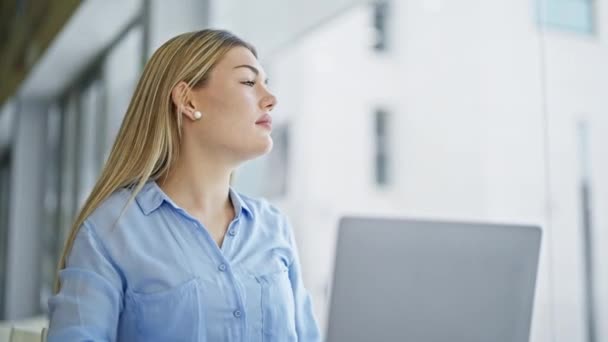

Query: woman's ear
[171,81,200,121]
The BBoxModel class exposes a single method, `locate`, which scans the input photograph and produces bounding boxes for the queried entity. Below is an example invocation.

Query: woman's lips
[255,113,272,129]
[256,121,272,130]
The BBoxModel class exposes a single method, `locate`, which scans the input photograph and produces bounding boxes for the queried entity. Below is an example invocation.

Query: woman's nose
[261,93,277,112]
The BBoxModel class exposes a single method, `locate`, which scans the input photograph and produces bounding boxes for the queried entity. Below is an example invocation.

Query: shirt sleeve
[47,220,124,342]
[283,215,322,342]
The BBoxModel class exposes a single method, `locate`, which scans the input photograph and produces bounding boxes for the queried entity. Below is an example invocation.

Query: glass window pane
[103,26,143,161]
[39,104,62,312]
[58,94,79,250]
[537,0,594,34]
[77,79,103,208]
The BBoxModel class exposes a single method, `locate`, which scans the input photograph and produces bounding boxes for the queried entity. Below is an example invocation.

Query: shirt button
[218,264,227,272]
[228,229,237,236]
[233,310,242,318]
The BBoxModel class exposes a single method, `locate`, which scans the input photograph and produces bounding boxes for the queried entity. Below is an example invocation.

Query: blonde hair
[53,29,257,293]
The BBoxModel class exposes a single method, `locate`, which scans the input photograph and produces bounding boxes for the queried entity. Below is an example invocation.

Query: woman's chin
[256,138,273,157]
[239,138,273,162]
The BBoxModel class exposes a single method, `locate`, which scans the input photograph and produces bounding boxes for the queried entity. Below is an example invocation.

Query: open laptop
[326,216,542,342]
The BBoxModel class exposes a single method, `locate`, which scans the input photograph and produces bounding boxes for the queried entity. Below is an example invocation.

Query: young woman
[48,29,321,342]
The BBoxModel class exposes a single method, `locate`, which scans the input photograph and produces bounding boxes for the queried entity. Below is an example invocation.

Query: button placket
[221,217,240,254]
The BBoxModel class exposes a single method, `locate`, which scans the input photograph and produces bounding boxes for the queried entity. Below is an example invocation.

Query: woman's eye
[242,81,256,87]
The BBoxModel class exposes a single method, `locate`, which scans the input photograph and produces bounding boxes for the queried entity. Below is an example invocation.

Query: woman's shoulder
[83,187,143,236]
[233,190,285,219]
[233,190,293,239]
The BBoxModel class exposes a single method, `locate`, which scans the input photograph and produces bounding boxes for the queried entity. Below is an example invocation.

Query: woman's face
[184,46,277,163]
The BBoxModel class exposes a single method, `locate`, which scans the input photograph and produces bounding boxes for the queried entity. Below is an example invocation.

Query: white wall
[392,1,558,341]
[223,0,608,341]
[210,0,370,57]
[147,0,211,56]
[542,25,608,341]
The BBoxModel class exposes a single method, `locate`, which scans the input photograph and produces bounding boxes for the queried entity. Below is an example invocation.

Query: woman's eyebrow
[233,64,259,75]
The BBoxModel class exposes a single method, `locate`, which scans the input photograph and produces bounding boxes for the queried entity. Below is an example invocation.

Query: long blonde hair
[54,29,257,293]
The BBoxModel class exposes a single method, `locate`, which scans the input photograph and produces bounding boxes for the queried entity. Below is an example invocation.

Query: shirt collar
[228,187,253,219]
[135,180,253,218]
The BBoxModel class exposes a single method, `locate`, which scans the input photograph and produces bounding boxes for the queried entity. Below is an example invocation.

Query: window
[104,26,144,157]
[372,1,390,51]
[374,108,390,186]
[577,120,599,341]
[39,105,61,311]
[537,0,594,34]
[0,151,11,318]
[77,77,104,208]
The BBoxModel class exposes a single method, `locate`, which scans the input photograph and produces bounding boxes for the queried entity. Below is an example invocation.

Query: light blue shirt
[48,180,321,341]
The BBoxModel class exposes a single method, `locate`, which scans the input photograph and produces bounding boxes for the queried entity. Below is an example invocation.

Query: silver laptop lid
[327,216,542,342]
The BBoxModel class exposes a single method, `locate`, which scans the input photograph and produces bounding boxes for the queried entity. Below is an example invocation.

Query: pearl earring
[193,111,202,120]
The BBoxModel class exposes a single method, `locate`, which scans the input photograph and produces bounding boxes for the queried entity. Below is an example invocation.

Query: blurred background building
[0,0,606,341]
